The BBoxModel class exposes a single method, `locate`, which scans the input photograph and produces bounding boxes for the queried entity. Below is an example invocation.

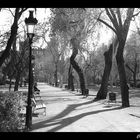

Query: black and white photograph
[0,8,140,137]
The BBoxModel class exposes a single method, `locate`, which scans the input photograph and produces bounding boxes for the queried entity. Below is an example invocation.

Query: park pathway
[31,83,140,132]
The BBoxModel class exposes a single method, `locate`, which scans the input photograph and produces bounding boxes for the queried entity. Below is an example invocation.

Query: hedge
[0,91,23,132]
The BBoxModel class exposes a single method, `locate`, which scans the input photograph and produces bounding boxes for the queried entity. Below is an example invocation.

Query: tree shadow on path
[31,99,123,132]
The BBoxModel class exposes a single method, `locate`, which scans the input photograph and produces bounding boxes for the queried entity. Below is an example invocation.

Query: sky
[0,8,51,33]
[0,8,51,50]
[0,8,138,50]
[99,26,113,45]
[0,8,111,47]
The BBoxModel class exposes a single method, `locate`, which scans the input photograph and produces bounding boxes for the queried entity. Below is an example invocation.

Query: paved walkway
[30,83,140,132]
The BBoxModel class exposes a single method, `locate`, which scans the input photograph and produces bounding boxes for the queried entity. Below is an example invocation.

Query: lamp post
[32,55,35,87]
[24,10,38,130]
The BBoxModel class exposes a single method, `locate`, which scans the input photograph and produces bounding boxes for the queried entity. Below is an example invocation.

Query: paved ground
[29,83,140,132]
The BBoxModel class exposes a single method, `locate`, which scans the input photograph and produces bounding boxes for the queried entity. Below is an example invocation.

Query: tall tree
[95,43,113,99]
[47,34,66,87]
[70,36,86,94]
[125,33,140,87]
[0,8,27,67]
[50,8,88,94]
[97,8,138,107]
[67,63,74,91]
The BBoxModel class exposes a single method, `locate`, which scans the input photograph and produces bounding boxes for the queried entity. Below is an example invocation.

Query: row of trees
[45,8,140,107]
[0,8,42,91]
[1,8,140,108]
[0,8,29,91]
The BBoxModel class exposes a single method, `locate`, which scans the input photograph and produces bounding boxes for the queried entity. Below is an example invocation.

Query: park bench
[32,94,47,116]
[19,91,47,122]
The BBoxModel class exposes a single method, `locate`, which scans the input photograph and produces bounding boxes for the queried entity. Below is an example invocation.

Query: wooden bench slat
[32,94,47,116]
[19,93,47,116]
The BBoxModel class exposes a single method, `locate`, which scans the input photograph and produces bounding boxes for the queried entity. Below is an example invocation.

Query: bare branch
[105,8,120,32]
[125,63,134,73]
[20,8,28,13]
[8,8,14,17]
[123,8,135,33]
[18,19,24,26]
[134,20,140,35]
[97,18,117,35]
[116,8,123,28]
[132,9,140,18]
[18,8,28,18]
[105,8,115,23]
[109,8,120,28]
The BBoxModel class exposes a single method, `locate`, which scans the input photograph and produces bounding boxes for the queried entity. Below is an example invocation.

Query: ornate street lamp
[24,10,38,130]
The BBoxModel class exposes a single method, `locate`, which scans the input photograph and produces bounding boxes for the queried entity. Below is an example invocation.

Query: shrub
[0,91,23,132]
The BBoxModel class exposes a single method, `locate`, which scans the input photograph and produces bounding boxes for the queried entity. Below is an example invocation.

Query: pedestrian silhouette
[34,82,40,95]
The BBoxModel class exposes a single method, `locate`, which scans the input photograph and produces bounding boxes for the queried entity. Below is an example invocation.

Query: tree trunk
[133,72,136,87]
[116,39,130,107]
[125,63,137,87]
[54,63,58,87]
[68,64,74,91]
[95,44,113,100]
[133,62,137,87]
[59,74,63,88]
[70,37,86,95]
[14,71,20,91]
[0,9,20,67]
[70,73,75,91]
[68,64,72,89]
